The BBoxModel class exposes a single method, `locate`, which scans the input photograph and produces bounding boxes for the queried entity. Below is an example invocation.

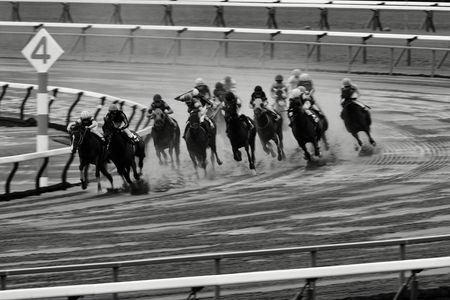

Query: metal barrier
[1,0,449,31]
[1,256,450,300]
[0,81,151,201]
[1,234,450,299]
[0,22,449,76]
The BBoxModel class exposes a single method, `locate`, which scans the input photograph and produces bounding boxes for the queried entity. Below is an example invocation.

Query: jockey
[194,78,212,101]
[298,73,315,96]
[287,75,299,97]
[192,87,214,108]
[249,85,280,121]
[67,111,104,152]
[287,88,302,126]
[181,93,214,139]
[147,94,176,128]
[340,78,368,109]
[224,91,253,129]
[299,86,324,122]
[222,75,237,93]
[290,69,302,86]
[270,74,288,103]
[213,81,226,104]
[103,104,139,144]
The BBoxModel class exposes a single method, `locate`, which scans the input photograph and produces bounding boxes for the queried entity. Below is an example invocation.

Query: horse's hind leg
[300,144,312,161]
[245,144,256,173]
[95,162,102,193]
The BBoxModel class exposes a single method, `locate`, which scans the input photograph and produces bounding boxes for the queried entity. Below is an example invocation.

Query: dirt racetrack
[0,57,450,299]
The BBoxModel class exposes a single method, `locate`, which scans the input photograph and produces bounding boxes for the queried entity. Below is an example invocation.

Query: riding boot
[182,125,189,139]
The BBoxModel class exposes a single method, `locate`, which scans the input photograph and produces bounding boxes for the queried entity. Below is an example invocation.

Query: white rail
[0,82,151,166]
[1,22,450,43]
[1,0,450,11]
[0,256,449,300]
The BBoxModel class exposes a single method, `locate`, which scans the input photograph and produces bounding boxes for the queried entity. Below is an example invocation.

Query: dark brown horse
[252,99,285,161]
[341,101,376,150]
[291,104,328,162]
[223,99,257,174]
[109,128,142,187]
[185,110,223,177]
[151,108,180,168]
[68,123,114,192]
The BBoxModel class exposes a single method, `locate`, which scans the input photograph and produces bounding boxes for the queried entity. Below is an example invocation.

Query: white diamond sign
[22,28,64,73]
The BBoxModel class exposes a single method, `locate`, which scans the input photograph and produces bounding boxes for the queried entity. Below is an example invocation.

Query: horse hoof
[218,160,223,166]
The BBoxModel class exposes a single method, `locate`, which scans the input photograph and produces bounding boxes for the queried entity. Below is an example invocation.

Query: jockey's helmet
[254,85,263,92]
[183,94,193,102]
[192,88,200,96]
[195,78,205,86]
[224,76,232,84]
[215,81,224,90]
[153,94,162,102]
[80,111,92,120]
[291,88,301,98]
[275,74,283,82]
[299,73,312,81]
[342,78,352,87]
[108,104,119,111]
[291,69,302,77]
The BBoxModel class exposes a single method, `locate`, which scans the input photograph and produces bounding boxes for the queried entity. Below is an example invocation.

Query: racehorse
[68,123,114,192]
[341,101,376,149]
[151,108,180,168]
[109,128,143,188]
[291,104,329,162]
[185,110,223,177]
[223,100,257,173]
[252,99,285,161]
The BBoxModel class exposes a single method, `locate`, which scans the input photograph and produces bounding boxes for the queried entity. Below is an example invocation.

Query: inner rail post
[214,258,221,300]
[0,274,6,290]
[112,266,119,300]
[399,243,406,284]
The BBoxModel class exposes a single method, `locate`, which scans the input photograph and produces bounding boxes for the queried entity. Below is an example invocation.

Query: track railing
[1,234,449,299]
[1,256,449,300]
[0,22,449,76]
[0,81,151,201]
[1,0,449,32]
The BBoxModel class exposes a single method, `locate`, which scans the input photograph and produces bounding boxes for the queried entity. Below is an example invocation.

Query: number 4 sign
[22,28,64,73]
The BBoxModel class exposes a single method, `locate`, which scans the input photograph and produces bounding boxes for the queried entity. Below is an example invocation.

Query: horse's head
[152,108,167,128]
[252,98,266,117]
[188,110,201,129]
[69,123,87,151]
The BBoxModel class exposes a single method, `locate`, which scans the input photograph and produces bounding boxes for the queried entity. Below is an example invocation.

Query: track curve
[1,61,450,298]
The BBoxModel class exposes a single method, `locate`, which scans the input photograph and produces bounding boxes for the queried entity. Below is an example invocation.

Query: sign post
[22,28,64,187]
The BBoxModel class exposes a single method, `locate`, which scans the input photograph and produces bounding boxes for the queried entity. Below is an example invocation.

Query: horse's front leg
[156,150,164,165]
[313,139,322,157]
[352,132,363,150]
[366,131,376,146]
[300,144,311,161]
[95,160,102,193]
[244,144,256,173]
[189,152,199,179]
[99,163,114,190]
[131,160,140,181]
[273,136,283,161]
